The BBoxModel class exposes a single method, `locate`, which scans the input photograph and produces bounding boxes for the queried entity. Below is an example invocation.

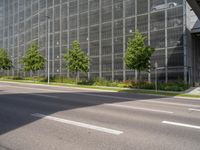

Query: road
[0,82,200,150]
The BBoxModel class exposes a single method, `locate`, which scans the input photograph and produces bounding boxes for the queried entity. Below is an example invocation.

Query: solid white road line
[31,113,123,135]
[143,100,200,108]
[162,121,200,130]
[106,104,174,114]
[188,108,200,112]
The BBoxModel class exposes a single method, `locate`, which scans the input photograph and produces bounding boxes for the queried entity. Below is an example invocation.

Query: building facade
[0,0,199,83]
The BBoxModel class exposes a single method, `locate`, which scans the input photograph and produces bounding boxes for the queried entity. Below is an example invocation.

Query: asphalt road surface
[0,82,200,150]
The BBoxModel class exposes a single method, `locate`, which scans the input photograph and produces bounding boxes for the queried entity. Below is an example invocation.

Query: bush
[117,80,132,88]
[134,82,155,90]
[129,81,189,92]
[24,76,46,82]
[52,76,76,84]
[114,80,189,91]
[0,75,189,92]
[78,80,94,85]
[0,76,23,80]
[92,78,112,86]
[159,81,189,91]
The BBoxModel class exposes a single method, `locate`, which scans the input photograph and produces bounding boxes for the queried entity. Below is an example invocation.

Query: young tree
[125,31,155,82]
[64,41,89,83]
[0,48,12,71]
[22,43,45,75]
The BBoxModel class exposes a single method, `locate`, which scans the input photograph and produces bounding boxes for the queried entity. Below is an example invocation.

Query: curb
[1,80,200,100]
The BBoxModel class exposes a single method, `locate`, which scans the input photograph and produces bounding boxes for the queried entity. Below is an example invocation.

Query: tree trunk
[0,69,2,77]
[76,71,80,84]
[33,71,36,82]
[30,70,33,78]
[138,70,141,83]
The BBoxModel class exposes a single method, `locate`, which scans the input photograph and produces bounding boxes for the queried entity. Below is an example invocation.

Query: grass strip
[0,79,200,99]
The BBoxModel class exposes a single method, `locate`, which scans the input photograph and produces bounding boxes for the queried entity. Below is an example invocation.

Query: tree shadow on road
[0,89,165,135]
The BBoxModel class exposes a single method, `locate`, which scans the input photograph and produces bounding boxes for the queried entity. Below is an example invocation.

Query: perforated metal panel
[0,0,187,81]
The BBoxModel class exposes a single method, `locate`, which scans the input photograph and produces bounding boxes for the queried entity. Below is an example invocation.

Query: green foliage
[0,48,12,70]
[64,41,89,76]
[52,76,77,84]
[125,81,189,91]
[91,78,118,87]
[77,79,94,85]
[0,76,23,80]
[159,81,189,91]
[92,78,111,86]
[0,74,189,92]
[22,43,45,72]
[125,31,155,80]
[24,76,47,82]
[51,77,188,91]
[117,80,135,88]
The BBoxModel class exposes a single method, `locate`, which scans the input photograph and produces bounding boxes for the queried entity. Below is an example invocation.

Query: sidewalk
[184,87,200,96]
[0,80,200,99]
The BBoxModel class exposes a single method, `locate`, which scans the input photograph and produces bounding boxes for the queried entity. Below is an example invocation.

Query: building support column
[59,1,62,78]
[67,2,70,78]
[111,0,114,81]
[135,0,138,82]
[165,0,168,83]
[122,0,126,82]
[183,0,188,83]
[88,1,91,80]
[148,0,151,82]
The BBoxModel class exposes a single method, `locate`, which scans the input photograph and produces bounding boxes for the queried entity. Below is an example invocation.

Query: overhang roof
[187,0,200,19]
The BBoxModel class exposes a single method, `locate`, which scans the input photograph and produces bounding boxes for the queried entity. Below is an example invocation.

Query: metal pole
[155,62,158,93]
[46,16,50,84]
[188,66,191,85]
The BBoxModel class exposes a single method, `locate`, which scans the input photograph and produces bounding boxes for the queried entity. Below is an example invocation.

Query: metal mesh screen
[0,0,186,81]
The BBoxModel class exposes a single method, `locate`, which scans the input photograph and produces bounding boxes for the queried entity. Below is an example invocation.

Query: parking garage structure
[0,0,198,83]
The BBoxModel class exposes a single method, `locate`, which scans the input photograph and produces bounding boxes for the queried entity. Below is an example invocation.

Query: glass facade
[0,0,187,82]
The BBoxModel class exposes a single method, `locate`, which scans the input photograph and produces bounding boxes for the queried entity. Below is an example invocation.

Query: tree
[0,48,12,71]
[64,41,89,83]
[22,43,45,75]
[125,31,155,82]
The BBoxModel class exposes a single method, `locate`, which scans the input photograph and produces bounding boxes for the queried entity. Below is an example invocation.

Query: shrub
[0,74,189,92]
[78,80,94,85]
[134,82,155,90]
[117,81,132,88]
[130,80,189,92]
[0,76,23,80]
[93,78,111,86]
[24,76,46,82]
[159,81,189,91]
[52,76,76,84]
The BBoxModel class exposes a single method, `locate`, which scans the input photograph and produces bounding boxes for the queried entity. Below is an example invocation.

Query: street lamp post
[46,16,50,84]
